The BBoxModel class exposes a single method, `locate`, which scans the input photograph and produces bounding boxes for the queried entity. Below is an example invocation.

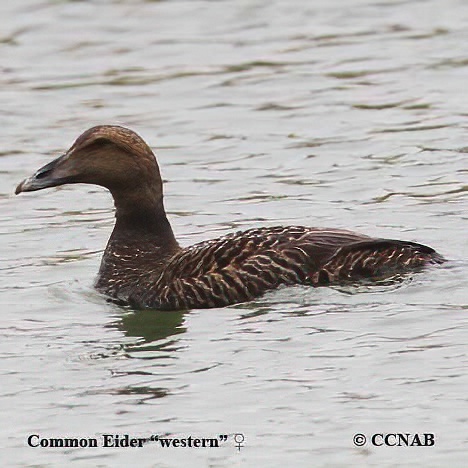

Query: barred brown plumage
[15,125,445,310]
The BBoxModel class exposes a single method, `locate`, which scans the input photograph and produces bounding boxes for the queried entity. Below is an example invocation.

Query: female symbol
[234,433,245,451]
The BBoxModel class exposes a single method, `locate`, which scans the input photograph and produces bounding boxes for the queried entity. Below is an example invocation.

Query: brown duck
[15,125,444,310]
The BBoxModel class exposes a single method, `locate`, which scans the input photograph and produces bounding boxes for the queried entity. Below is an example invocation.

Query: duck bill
[15,154,70,194]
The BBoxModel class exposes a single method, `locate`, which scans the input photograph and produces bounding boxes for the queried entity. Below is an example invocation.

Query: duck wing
[315,238,444,284]
[124,226,358,309]
[127,226,443,310]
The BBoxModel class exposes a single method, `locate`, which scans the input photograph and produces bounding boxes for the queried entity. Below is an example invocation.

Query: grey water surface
[1,0,467,467]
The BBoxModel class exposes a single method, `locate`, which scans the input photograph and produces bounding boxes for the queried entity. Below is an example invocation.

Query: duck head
[16,125,162,196]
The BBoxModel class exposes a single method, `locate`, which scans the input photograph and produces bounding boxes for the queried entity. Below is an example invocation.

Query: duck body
[15,125,444,311]
[97,225,443,310]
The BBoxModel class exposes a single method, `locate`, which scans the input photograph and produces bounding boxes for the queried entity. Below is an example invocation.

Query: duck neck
[110,186,179,250]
